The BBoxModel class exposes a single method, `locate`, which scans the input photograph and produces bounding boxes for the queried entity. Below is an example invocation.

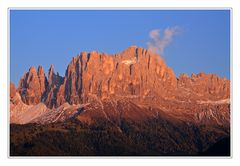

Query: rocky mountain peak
[29,66,37,74]
[37,65,45,75]
[18,66,47,105]
[48,64,55,86]
[53,46,178,106]
[48,64,55,75]
[10,46,231,156]
[120,45,138,59]
[178,72,230,100]
[15,46,229,108]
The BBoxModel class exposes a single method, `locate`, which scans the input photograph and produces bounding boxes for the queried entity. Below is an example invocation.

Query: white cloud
[147,26,180,55]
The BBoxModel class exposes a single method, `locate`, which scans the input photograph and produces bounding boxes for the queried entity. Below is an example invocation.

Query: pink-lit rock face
[10,82,16,99]
[13,46,230,126]
[10,46,230,156]
[55,46,178,106]
[18,66,47,105]
[178,73,230,100]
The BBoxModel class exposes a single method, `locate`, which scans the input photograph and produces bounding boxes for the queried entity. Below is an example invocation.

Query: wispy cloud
[147,26,181,55]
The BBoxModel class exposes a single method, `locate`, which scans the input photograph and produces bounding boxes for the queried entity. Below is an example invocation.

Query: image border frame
[7,7,233,159]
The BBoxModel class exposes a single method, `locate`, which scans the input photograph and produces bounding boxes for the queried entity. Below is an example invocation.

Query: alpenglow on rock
[18,66,48,105]
[55,46,177,106]
[10,46,230,156]
[16,46,230,108]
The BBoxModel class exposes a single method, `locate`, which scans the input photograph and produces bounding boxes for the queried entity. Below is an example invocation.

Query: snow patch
[121,57,136,65]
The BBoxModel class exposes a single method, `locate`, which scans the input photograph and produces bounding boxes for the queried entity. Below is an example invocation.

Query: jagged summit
[48,64,54,73]
[10,46,230,156]
[14,46,229,108]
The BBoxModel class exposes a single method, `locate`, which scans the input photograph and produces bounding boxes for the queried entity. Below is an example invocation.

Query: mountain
[10,46,230,156]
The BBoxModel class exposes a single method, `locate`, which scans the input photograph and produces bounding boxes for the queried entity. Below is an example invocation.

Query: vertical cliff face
[10,82,17,99]
[47,65,64,88]
[38,66,47,95]
[45,65,64,108]
[16,46,230,108]
[54,46,177,106]
[18,66,48,105]
[11,46,230,156]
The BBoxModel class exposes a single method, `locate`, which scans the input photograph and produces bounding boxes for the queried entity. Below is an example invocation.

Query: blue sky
[10,10,230,86]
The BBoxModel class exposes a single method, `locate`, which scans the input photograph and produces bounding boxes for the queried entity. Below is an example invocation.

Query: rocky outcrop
[55,46,177,106]
[44,65,64,108]
[10,46,231,156]
[18,66,47,105]
[38,66,47,95]
[47,65,63,88]
[10,82,17,99]
[16,46,230,109]
[178,72,230,101]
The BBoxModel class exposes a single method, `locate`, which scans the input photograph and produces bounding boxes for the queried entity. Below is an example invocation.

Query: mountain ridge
[10,46,230,125]
[10,46,230,156]
[14,46,230,108]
